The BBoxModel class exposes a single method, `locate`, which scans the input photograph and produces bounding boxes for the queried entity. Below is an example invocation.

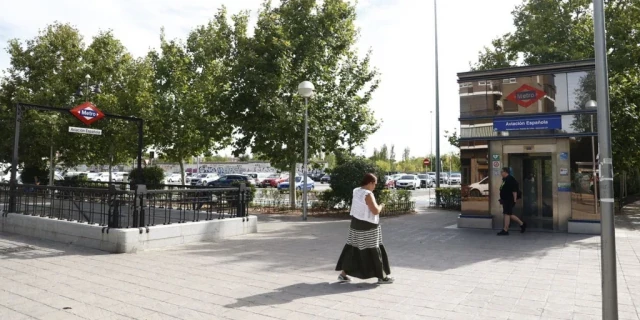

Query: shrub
[129,166,165,189]
[231,180,257,200]
[435,188,461,209]
[329,157,385,205]
[20,165,49,185]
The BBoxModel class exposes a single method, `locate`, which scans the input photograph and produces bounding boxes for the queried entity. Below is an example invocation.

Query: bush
[435,188,461,209]
[329,157,386,205]
[129,166,165,189]
[20,165,49,185]
[231,180,257,200]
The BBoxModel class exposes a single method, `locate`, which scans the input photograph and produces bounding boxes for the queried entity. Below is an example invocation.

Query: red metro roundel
[505,84,546,108]
[70,102,105,126]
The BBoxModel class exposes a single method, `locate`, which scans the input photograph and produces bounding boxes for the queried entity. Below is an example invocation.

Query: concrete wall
[0,213,257,253]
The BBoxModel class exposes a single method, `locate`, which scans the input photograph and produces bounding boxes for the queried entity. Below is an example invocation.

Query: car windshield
[400,175,414,180]
[295,177,302,182]
[197,174,207,178]
[451,173,461,177]
[418,175,427,178]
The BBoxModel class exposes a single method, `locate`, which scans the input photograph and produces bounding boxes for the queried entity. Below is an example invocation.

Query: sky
[0,0,523,161]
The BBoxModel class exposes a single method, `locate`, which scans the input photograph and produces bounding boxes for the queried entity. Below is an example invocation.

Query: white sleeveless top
[349,187,379,224]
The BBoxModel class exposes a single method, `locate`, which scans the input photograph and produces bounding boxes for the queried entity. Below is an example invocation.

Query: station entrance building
[456,60,600,234]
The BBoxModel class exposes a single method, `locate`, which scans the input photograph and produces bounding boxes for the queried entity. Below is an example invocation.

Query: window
[459,82,473,88]
[503,78,517,84]
[479,81,486,85]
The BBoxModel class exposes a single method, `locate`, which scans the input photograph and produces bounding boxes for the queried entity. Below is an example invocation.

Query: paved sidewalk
[2,208,640,319]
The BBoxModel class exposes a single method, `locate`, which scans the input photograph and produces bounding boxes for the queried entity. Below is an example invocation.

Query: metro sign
[505,84,546,108]
[70,102,105,126]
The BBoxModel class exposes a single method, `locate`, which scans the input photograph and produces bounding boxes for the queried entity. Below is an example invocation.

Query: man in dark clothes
[498,167,526,236]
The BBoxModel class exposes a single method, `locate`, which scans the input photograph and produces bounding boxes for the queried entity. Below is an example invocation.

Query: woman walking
[335,173,393,284]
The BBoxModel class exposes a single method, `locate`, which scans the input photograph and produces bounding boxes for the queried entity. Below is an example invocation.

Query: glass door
[521,156,554,230]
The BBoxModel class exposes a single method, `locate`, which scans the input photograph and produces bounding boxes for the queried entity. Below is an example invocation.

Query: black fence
[0,183,251,229]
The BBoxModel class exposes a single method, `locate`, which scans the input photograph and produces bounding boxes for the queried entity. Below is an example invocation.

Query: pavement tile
[3,209,640,319]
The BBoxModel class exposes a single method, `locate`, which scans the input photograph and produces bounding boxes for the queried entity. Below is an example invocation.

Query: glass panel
[541,158,553,218]
[522,159,538,219]
[570,137,600,220]
[458,70,596,119]
[461,146,489,215]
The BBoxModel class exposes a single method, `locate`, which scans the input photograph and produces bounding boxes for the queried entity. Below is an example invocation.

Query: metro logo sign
[505,84,546,108]
[70,102,105,126]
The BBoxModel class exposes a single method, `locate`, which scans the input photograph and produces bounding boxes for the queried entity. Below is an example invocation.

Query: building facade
[457,60,600,233]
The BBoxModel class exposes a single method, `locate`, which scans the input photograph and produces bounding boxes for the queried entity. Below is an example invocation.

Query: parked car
[418,174,434,188]
[440,172,449,184]
[207,174,252,188]
[395,175,421,190]
[260,174,281,188]
[469,177,489,197]
[166,173,184,183]
[320,174,330,184]
[448,172,461,185]
[243,172,268,186]
[190,173,220,186]
[278,176,314,191]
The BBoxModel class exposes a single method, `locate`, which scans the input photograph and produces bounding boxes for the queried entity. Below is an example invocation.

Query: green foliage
[444,130,460,149]
[329,157,384,205]
[473,0,640,171]
[226,0,380,196]
[231,180,257,199]
[147,9,236,182]
[435,188,461,210]
[0,23,153,169]
[129,166,165,189]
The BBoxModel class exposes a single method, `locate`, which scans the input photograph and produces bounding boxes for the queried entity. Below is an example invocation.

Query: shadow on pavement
[179,209,600,275]
[225,282,377,308]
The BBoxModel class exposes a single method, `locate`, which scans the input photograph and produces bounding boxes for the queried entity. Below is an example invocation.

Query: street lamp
[586,100,598,216]
[593,0,618,317]
[298,81,314,221]
[75,74,102,101]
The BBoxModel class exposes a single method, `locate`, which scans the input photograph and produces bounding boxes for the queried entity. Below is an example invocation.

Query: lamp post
[586,100,598,216]
[592,0,618,318]
[298,81,315,221]
[75,74,102,102]
[433,0,441,199]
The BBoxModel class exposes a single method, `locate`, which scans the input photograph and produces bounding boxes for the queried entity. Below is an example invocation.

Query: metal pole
[593,0,618,318]
[430,110,433,173]
[591,116,598,215]
[302,97,309,221]
[137,120,144,181]
[434,0,441,199]
[9,105,22,213]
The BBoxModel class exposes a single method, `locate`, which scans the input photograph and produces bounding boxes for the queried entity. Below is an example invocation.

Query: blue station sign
[493,115,562,132]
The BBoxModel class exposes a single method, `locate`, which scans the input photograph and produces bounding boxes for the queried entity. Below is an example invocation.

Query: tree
[329,157,385,206]
[402,147,411,162]
[0,23,152,179]
[472,0,640,170]
[227,0,380,208]
[147,9,235,184]
[444,129,460,148]
[389,145,396,171]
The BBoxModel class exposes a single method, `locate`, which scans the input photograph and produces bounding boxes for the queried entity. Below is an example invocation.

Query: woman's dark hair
[360,173,377,186]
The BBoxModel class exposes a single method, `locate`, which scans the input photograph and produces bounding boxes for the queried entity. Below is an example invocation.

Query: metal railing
[0,183,251,228]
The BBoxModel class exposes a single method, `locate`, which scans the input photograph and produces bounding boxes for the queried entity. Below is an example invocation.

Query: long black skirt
[335,217,391,280]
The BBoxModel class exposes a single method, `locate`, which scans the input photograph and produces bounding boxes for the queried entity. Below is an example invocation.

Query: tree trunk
[48,146,55,186]
[108,153,114,183]
[179,159,185,186]
[289,163,297,209]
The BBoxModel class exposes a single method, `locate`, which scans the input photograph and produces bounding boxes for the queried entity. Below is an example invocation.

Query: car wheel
[470,189,481,197]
